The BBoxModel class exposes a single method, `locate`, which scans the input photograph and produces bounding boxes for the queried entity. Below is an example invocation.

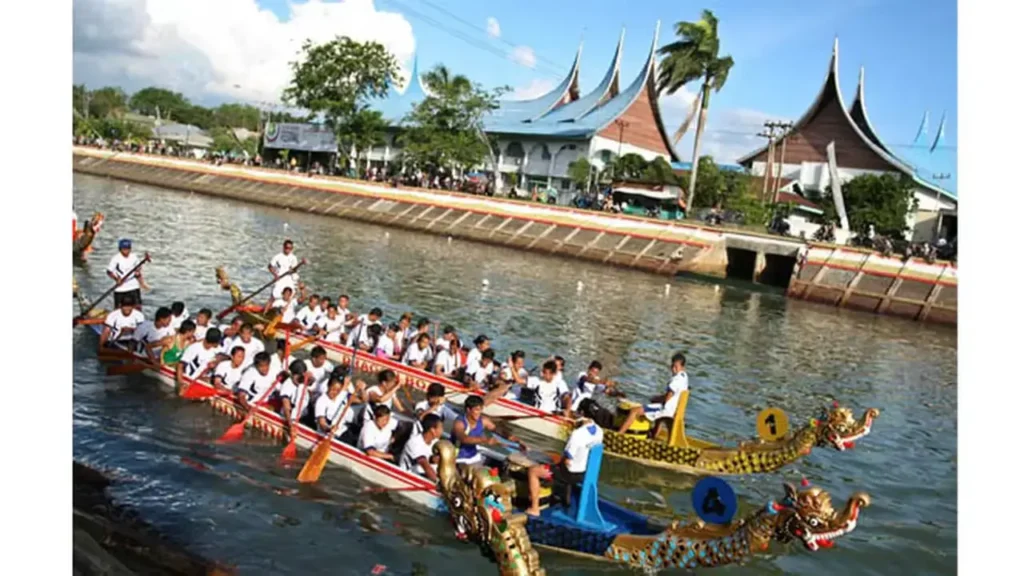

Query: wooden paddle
[280,374,311,462]
[297,320,362,484]
[216,259,306,320]
[74,252,151,325]
[216,378,280,443]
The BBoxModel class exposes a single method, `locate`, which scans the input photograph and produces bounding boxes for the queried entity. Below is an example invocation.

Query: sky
[72,0,957,187]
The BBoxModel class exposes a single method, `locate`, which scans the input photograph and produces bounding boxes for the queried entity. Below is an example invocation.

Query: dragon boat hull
[87,322,446,512]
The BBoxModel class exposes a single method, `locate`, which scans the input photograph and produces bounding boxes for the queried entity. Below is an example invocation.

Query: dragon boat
[216,267,879,477]
[76,286,872,575]
[73,211,105,259]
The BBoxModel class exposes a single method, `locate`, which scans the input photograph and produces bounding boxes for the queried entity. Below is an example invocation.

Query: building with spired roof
[736,39,957,242]
[364,22,680,194]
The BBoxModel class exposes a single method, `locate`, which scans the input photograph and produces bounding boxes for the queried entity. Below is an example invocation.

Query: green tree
[606,152,648,180]
[816,173,918,237]
[337,107,389,165]
[73,84,89,117]
[129,87,191,119]
[88,86,128,118]
[657,9,734,212]
[690,155,725,208]
[282,36,400,138]
[213,103,262,130]
[90,117,152,142]
[567,157,592,190]
[642,156,678,185]
[174,104,214,129]
[399,64,504,172]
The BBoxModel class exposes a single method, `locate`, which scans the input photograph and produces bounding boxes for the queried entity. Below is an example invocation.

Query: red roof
[778,191,821,210]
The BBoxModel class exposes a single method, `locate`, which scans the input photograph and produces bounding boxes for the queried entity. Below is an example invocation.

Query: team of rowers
[96,238,693,516]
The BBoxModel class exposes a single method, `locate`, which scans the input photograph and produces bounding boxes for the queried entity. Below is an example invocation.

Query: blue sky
[73,0,956,186]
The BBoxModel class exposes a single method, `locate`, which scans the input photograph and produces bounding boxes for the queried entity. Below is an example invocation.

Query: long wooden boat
[81,314,872,575]
[217,268,880,477]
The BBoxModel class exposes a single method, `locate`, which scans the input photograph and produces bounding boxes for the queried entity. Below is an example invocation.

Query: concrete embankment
[72,147,956,326]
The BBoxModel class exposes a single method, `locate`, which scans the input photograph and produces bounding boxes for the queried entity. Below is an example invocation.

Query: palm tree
[422,64,471,96]
[657,9,734,214]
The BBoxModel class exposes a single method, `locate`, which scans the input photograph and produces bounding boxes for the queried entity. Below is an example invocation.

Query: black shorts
[114,289,142,308]
[551,462,584,505]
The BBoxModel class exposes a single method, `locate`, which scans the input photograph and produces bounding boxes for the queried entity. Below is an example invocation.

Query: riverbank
[74,462,232,575]
[72,147,956,325]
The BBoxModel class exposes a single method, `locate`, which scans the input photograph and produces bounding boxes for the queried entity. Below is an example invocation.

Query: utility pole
[931,172,952,240]
[614,119,630,157]
[765,121,794,204]
[757,129,775,202]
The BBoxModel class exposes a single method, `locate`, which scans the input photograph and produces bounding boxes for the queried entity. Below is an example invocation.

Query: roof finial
[913,111,930,146]
[833,36,839,54]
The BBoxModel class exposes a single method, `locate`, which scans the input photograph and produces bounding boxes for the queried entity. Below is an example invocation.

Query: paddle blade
[181,385,218,400]
[280,440,297,462]
[216,422,247,444]
[107,362,156,375]
[297,436,333,483]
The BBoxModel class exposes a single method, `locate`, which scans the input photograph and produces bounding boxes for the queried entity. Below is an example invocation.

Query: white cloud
[659,86,785,164]
[509,45,536,69]
[511,78,555,100]
[486,17,501,39]
[73,0,416,106]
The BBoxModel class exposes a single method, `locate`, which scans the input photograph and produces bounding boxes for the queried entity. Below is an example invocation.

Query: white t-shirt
[469,362,495,386]
[132,321,173,349]
[563,422,605,473]
[295,305,320,332]
[278,378,312,421]
[413,400,460,434]
[237,367,279,404]
[170,308,189,332]
[659,371,690,418]
[194,322,210,342]
[314,390,356,436]
[268,352,295,381]
[363,385,396,421]
[375,336,395,358]
[434,349,458,376]
[270,252,299,294]
[231,336,265,370]
[500,364,528,383]
[526,376,570,413]
[317,315,346,343]
[346,317,380,348]
[107,252,142,293]
[358,417,399,453]
[400,433,438,476]
[304,358,335,397]
[570,372,607,411]
[466,348,483,374]
[403,343,433,366]
[213,360,245,391]
[179,342,220,379]
[104,309,145,342]
[270,298,297,324]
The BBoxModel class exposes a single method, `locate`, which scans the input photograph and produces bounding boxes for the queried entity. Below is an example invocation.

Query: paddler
[359,404,399,462]
[450,395,528,466]
[363,369,409,420]
[413,383,460,434]
[169,301,189,331]
[304,346,335,398]
[524,360,572,417]
[400,414,444,481]
[394,313,413,356]
[466,349,497,390]
[278,360,313,444]
[212,345,247,393]
[431,338,458,378]
[402,333,434,370]
[230,323,265,370]
[106,238,148,309]
[268,342,296,380]
[465,334,490,374]
[99,293,145,349]
[132,306,175,364]
[194,308,213,341]
[315,304,346,343]
[294,293,321,333]
[616,352,688,436]
[236,352,282,413]
[337,294,356,329]
[569,361,625,417]
[314,372,364,441]
[347,307,383,349]
[268,239,300,299]
[177,327,223,383]
[162,319,196,365]
[524,417,604,517]
[374,323,400,359]
[264,284,305,331]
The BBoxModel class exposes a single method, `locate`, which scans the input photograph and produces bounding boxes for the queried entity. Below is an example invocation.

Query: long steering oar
[216,378,280,443]
[298,320,363,483]
[75,252,151,325]
[216,259,306,320]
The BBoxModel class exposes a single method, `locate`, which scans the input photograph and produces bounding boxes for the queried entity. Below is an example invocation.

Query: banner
[262,122,337,153]
[826,141,850,230]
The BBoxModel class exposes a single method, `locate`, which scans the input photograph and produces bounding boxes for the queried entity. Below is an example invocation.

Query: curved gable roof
[488,44,583,123]
[540,29,624,123]
[373,54,431,124]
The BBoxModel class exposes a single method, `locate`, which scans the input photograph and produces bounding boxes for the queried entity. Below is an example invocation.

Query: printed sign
[692,476,738,525]
[263,122,338,153]
[756,407,790,442]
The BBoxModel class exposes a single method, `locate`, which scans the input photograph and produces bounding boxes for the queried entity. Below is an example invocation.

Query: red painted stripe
[807,260,957,287]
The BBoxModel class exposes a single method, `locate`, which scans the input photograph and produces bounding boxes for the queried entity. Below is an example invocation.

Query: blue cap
[118,239,132,250]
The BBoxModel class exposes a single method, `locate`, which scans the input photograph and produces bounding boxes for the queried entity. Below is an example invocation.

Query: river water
[72,173,957,575]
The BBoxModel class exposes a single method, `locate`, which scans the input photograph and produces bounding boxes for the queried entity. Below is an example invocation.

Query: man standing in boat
[268,239,299,299]
[107,239,148,309]
[616,352,688,436]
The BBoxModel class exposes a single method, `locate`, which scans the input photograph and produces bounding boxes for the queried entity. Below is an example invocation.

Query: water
[73,174,957,575]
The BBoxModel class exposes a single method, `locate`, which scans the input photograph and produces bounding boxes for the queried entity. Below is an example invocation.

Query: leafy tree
[84,117,152,142]
[815,173,919,237]
[174,104,214,129]
[605,152,648,181]
[337,107,389,164]
[88,86,128,118]
[399,64,505,173]
[129,87,191,119]
[567,157,592,190]
[213,103,262,130]
[73,84,89,117]
[690,155,725,208]
[657,9,734,212]
[643,156,679,185]
[282,36,400,138]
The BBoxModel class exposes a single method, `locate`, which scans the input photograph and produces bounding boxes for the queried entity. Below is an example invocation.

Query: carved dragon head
[434,440,478,541]
[770,481,870,551]
[87,212,105,234]
[814,405,879,451]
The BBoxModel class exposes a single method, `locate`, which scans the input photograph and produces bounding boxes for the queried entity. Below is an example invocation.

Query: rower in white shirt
[465,334,490,375]
[466,349,497,390]
[363,369,409,421]
[212,345,247,393]
[359,404,399,462]
[268,344,296,381]
[303,346,335,398]
[617,352,689,435]
[230,323,265,370]
[193,308,213,342]
[413,383,461,434]
[394,313,413,357]
[176,328,224,385]
[314,372,364,440]
[294,294,321,333]
[400,414,444,482]
[315,305,347,343]
[435,325,458,355]
[374,323,400,360]
[432,338,458,378]
[569,360,624,413]
[99,294,145,349]
[278,360,313,444]
[235,352,283,413]
[132,307,175,363]
[106,239,147,309]
[337,294,356,330]
[169,301,189,332]
[346,307,383,349]
[268,239,300,299]
[403,333,435,370]
[525,360,571,416]
[265,285,301,326]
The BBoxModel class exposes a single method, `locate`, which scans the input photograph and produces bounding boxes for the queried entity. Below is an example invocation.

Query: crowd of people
[94,238,691,516]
